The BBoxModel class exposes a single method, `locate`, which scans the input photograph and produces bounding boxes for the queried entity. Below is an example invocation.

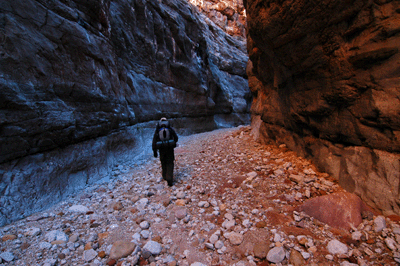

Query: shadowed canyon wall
[245,0,400,215]
[0,0,250,225]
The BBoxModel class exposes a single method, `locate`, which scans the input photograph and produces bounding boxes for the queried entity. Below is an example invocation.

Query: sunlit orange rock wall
[245,0,400,215]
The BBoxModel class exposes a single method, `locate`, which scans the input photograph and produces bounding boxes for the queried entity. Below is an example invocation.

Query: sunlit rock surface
[245,0,400,215]
[0,0,250,226]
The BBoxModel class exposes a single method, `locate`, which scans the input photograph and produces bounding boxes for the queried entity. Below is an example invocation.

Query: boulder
[109,241,136,260]
[297,192,372,230]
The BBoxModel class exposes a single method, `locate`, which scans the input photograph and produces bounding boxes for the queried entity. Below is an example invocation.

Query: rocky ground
[1,126,400,266]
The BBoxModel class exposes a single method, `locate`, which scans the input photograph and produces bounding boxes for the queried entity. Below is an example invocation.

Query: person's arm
[152,127,159,157]
[171,128,178,143]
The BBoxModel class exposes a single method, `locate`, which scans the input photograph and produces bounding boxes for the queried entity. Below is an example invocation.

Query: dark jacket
[152,124,178,154]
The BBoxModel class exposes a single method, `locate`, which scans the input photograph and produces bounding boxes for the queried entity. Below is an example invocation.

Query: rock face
[0,0,250,226]
[245,0,400,215]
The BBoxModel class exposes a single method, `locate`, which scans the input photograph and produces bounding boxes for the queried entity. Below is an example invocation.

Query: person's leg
[165,149,175,186]
[165,161,174,186]
[160,151,167,180]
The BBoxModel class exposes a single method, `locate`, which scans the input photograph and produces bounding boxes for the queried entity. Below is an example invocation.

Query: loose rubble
[1,126,399,265]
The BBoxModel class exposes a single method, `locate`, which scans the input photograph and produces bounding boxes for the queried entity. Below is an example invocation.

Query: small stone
[143,240,162,255]
[289,250,305,266]
[1,234,17,241]
[175,208,187,220]
[227,232,243,245]
[256,221,266,228]
[267,246,286,263]
[141,230,150,239]
[113,202,124,210]
[191,263,207,266]
[176,192,186,199]
[215,240,224,249]
[83,249,97,262]
[351,231,362,241]
[209,234,219,244]
[374,216,386,232]
[247,171,257,179]
[175,199,186,206]
[198,201,210,208]
[224,213,234,220]
[140,221,150,229]
[0,252,14,262]
[327,239,348,255]
[107,259,117,266]
[45,230,69,242]
[222,219,236,230]
[39,242,52,249]
[325,254,334,261]
[219,204,227,211]
[205,243,214,250]
[25,228,41,237]
[301,251,310,260]
[68,205,89,213]
[69,234,79,243]
[109,241,136,260]
[98,251,106,258]
[385,237,397,251]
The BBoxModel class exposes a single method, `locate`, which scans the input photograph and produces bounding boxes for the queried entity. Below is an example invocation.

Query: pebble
[68,205,89,213]
[327,239,348,255]
[83,249,97,262]
[227,232,243,245]
[0,252,14,262]
[140,221,150,229]
[374,216,386,232]
[267,246,286,263]
[143,240,162,255]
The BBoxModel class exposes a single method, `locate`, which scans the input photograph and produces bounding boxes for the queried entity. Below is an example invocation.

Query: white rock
[385,237,397,251]
[351,231,362,241]
[243,219,252,228]
[143,240,162,255]
[215,240,224,249]
[227,232,244,245]
[247,172,257,179]
[205,243,214,250]
[0,252,14,262]
[222,219,236,230]
[25,227,41,237]
[141,230,150,239]
[191,263,207,266]
[327,239,348,255]
[325,254,334,261]
[46,230,69,242]
[39,242,52,249]
[83,249,97,262]
[374,216,386,232]
[266,246,286,263]
[68,205,89,213]
[198,201,210,208]
[132,233,141,243]
[140,221,150,229]
[224,213,234,220]
[274,233,281,243]
[301,251,310,259]
[209,234,219,244]
[43,258,57,266]
[340,261,358,266]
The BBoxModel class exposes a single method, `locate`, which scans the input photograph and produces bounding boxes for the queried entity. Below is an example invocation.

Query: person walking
[152,118,178,186]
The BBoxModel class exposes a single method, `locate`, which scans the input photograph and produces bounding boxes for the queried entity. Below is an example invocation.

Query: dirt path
[0,126,398,265]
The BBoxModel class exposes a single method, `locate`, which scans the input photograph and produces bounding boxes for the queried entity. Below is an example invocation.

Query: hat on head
[159,117,170,127]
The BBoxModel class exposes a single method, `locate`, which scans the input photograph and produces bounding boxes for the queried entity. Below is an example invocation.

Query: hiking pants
[159,148,175,186]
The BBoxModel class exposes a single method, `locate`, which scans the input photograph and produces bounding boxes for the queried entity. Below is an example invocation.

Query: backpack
[159,126,171,141]
[156,126,176,149]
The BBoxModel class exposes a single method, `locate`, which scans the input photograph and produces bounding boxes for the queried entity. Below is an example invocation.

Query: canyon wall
[245,0,400,215]
[0,0,250,225]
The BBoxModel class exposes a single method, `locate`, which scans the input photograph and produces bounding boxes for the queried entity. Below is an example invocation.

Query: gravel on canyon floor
[1,126,399,265]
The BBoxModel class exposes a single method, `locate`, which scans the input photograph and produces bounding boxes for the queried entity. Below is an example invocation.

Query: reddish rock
[246,0,400,216]
[297,192,372,230]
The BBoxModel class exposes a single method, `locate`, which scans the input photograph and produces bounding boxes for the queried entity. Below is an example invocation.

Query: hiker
[152,118,179,186]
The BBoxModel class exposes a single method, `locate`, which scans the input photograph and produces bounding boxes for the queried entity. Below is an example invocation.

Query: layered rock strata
[245,0,400,215]
[0,0,250,225]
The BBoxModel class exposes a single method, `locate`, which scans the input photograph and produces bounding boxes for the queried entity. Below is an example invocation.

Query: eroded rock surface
[245,0,400,215]
[0,0,250,226]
